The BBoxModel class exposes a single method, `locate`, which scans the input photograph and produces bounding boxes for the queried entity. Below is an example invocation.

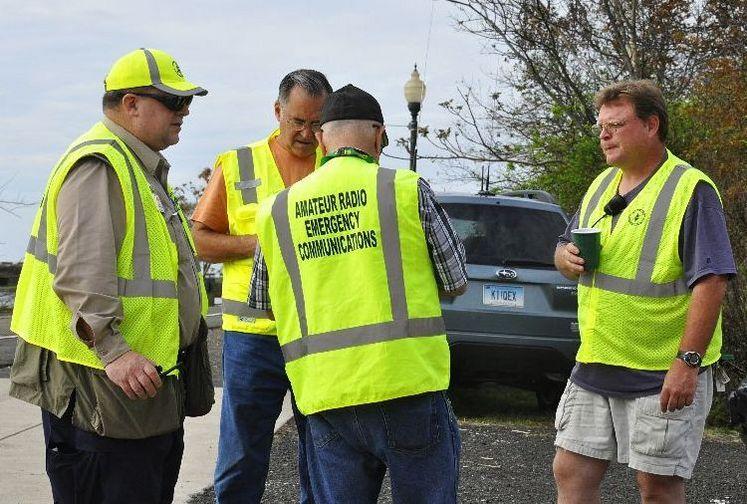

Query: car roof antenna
[478,165,492,196]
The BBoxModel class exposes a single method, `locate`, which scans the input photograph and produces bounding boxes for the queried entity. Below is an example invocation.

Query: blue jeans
[214,331,312,504]
[305,391,461,503]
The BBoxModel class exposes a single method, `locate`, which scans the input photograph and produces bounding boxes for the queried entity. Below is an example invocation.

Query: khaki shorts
[554,368,713,479]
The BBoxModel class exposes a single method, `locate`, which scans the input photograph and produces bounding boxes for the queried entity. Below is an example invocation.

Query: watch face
[684,352,702,366]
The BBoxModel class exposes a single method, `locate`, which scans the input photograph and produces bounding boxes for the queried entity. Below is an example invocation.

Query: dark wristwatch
[676,350,703,368]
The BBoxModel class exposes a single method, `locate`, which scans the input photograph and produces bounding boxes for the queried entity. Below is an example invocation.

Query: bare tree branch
[417,0,721,199]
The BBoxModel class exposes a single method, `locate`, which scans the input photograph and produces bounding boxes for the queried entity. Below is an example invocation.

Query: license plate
[483,284,524,308]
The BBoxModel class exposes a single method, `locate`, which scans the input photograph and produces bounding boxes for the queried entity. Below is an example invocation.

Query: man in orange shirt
[191,69,331,504]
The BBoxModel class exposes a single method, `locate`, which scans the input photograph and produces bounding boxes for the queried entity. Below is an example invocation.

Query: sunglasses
[130,92,193,112]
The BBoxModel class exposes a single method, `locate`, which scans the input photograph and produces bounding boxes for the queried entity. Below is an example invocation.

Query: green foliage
[522,129,604,214]
[707,395,731,429]
[439,0,747,375]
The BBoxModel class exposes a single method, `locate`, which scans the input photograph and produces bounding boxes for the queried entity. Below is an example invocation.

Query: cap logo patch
[172,61,184,78]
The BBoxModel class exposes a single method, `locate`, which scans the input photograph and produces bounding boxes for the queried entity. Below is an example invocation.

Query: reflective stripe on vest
[11,122,193,370]
[575,152,722,370]
[220,146,259,320]
[220,299,270,319]
[578,164,689,298]
[272,167,445,363]
[24,138,178,299]
[234,146,259,204]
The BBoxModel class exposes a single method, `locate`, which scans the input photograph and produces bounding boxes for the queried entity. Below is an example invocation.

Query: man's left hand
[660,358,699,412]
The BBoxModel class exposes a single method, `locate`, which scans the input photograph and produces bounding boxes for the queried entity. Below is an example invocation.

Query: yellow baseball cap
[104,48,207,96]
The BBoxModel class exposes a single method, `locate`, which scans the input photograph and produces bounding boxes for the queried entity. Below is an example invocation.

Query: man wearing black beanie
[247,84,468,502]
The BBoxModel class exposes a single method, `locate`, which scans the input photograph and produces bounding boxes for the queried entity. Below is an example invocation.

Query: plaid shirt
[248,177,467,311]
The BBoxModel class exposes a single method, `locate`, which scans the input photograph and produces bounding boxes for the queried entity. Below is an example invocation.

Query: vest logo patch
[172,61,184,78]
[628,208,646,226]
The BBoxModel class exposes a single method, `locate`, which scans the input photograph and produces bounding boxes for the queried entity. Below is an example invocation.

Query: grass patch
[704,426,743,443]
[451,383,744,444]
[449,383,554,427]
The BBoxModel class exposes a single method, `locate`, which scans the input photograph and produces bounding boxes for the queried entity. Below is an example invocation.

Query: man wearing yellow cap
[9,48,212,503]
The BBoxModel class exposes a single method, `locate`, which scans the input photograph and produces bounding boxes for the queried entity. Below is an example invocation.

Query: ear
[274,101,282,122]
[646,115,660,139]
[121,94,139,117]
[315,130,328,155]
[374,126,386,157]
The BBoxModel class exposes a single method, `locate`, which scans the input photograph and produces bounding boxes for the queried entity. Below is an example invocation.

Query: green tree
[433,0,747,377]
[676,0,747,370]
[173,167,214,277]
[428,0,710,209]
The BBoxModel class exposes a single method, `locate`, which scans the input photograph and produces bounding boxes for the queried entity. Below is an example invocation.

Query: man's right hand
[554,242,585,280]
[105,351,163,400]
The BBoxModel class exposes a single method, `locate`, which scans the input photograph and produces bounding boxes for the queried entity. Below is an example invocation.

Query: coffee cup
[571,228,601,271]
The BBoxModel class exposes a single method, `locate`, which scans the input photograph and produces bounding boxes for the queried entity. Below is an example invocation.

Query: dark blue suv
[438,191,579,409]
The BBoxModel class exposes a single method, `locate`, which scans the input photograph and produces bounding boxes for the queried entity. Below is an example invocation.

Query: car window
[441,203,567,267]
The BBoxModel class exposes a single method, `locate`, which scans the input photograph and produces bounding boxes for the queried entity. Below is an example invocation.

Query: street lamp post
[404,64,426,172]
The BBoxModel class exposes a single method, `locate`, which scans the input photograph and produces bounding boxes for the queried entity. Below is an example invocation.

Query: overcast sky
[0,0,494,261]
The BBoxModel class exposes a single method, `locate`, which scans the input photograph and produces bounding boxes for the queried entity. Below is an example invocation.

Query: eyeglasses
[130,92,193,112]
[286,117,322,133]
[592,120,627,135]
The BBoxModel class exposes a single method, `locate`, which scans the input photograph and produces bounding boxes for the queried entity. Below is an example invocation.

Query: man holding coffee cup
[552,80,736,503]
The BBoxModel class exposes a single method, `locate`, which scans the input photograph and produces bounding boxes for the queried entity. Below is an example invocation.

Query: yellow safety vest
[11,122,207,370]
[576,150,722,369]
[256,154,450,415]
[219,129,322,334]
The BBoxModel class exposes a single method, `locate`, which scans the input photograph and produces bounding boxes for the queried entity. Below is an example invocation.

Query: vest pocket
[235,203,258,234]
[71,369,182,438]
[10,340,47,389]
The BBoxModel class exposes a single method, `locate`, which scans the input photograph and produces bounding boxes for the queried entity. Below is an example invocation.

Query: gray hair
[101,86,155,110]
[278,69,332,104]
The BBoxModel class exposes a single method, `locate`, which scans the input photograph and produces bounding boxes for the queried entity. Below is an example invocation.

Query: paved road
[190,408,747,504]
[0,314,10,336]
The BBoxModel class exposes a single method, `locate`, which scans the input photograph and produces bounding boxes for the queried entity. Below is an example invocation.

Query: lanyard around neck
[320,147,376,166]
